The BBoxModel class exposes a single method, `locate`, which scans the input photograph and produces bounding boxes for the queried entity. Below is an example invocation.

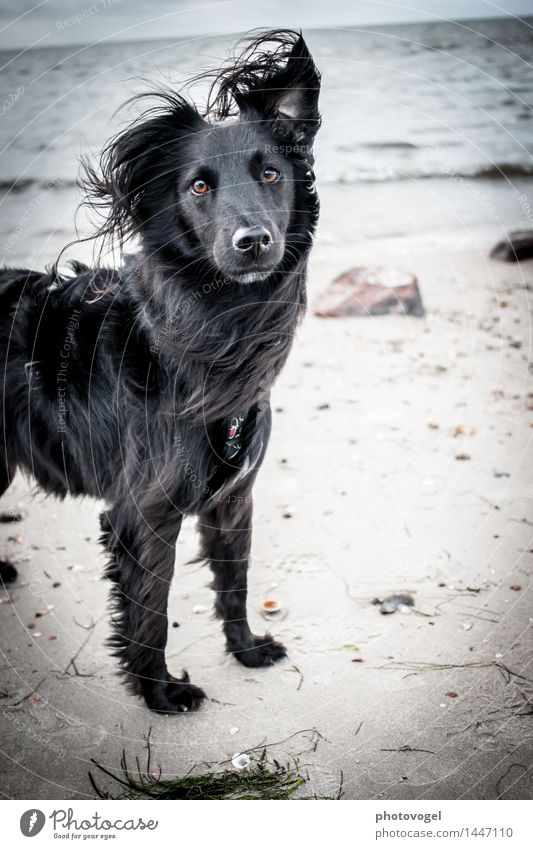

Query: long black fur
[0,29,321,713]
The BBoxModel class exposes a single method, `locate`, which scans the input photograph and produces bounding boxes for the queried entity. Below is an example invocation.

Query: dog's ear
[80,94,203,250]
[240,34,321,148]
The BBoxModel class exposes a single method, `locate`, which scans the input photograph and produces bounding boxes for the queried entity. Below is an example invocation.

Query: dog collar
[224,414,245,461]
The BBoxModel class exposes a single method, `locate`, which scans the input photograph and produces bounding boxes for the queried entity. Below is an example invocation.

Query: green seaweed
[88,729,335,800]
[90,749,306,800]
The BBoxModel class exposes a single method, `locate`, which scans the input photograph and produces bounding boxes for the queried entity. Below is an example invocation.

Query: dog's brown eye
[191,178,209,195]
[262,167,280,184]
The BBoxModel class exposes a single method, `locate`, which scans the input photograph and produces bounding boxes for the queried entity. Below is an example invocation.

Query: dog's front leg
[101,504,205,714]
[198,492,286,667]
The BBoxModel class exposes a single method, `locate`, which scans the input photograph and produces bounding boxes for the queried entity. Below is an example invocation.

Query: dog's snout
[232,226,272,259]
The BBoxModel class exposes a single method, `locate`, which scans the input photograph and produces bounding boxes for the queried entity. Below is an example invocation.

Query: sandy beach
[1,217,532,799]
[1,14,532,802]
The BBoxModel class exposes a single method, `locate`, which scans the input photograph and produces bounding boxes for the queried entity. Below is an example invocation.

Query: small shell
[454,424,475,436]
[231,753,251,770]
[261,599,281,614]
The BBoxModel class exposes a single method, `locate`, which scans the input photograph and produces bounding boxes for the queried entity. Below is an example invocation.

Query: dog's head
[82,30,321,285]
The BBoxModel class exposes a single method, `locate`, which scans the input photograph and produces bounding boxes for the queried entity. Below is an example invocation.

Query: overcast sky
[1,0,532,50]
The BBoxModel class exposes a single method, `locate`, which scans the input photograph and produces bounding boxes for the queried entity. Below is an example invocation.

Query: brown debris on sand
[313,266,425,318]
[490,229,533,262]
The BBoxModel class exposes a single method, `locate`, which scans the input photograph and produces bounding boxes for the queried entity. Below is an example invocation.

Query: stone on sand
[313,266,425,318]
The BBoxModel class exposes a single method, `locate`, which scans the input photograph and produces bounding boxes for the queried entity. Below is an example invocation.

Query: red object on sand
[313,266,425,318]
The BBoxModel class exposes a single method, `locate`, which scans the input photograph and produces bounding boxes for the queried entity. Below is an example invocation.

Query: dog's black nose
[232,226,272,259]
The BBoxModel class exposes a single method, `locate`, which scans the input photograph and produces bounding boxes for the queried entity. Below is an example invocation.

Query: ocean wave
[322,160,533,184]
[337,141,419,151]
[0,177,78,193]
[1,160,532,195]
[359,141,419,150]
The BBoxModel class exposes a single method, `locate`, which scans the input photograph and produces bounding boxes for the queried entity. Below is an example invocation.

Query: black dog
[0,30,321,713]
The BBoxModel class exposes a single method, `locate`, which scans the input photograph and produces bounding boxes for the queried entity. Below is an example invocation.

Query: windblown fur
[0,29,321,713]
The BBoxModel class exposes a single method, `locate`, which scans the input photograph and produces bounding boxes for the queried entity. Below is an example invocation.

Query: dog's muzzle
[232,226,272,260]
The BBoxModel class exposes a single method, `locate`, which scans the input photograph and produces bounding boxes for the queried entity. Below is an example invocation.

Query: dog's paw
[0,559,18,584]
[143,672,206,715]
[231,634,287,668]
